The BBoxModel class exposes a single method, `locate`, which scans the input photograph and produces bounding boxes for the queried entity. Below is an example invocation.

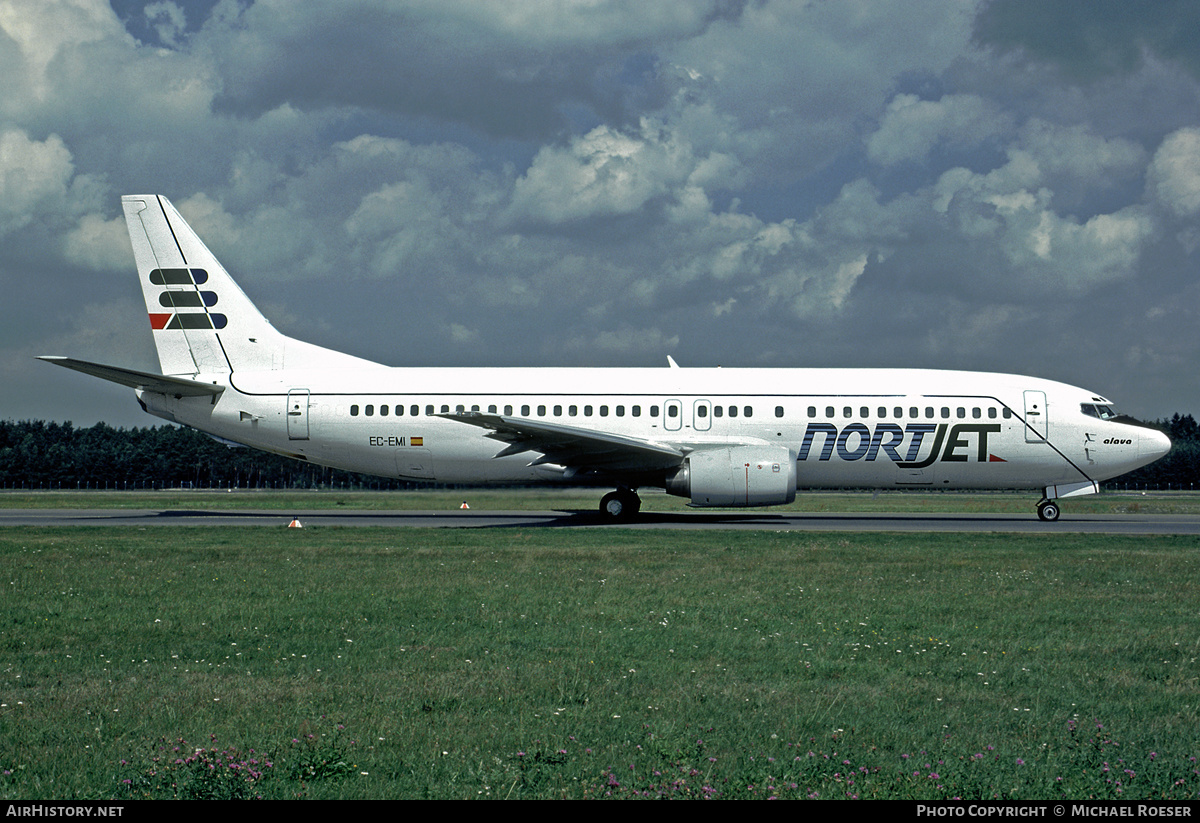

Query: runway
[3,508,1200,534]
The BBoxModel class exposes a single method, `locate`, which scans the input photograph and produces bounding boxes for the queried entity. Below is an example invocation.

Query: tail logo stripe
[149,268,209,285]
[161,313,228,330]
[158,291,218,308]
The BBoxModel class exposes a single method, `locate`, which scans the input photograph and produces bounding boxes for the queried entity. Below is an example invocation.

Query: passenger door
[1023,390,1048,442]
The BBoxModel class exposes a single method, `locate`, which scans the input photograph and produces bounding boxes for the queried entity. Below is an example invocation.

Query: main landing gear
[599,488,641,521]
[1036,499,1061,522]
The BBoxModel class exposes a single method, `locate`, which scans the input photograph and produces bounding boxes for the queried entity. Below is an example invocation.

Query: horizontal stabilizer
[38,356,225,397]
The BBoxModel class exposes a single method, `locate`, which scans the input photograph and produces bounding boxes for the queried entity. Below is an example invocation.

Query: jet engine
[665,446,797,507]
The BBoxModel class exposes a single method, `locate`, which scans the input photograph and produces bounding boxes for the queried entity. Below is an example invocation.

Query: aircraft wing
[439,412,685,474]
[38,356,225,397]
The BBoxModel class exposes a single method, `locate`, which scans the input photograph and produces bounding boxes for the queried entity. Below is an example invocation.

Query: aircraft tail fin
[122,195,375,376]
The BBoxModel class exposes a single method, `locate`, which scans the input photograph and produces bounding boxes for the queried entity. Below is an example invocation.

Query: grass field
[2,513,1198,799]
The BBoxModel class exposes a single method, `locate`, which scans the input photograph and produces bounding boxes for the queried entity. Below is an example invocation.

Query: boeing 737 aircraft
[42,195,1171,521]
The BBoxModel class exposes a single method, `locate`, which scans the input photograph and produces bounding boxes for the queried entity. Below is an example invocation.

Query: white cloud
[1015,119,1145,188]
[867,93,1012,166]
[143,1,186,49]
[1149,127,1200,218]
[62,212,131,271]
[4,0,1200,424]
[0,129,75,235]
[664,0,978,182]
[509,122,700,223]
[0,0,130,101]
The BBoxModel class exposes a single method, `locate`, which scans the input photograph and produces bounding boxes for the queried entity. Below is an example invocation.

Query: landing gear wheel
[1037,500,1061,522]
[600,489,641,521]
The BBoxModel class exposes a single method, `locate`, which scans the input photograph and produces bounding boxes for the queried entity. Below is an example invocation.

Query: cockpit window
[1081,403,1119,420]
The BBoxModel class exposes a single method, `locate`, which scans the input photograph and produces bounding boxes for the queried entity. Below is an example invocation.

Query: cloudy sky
[4,0,1199,428]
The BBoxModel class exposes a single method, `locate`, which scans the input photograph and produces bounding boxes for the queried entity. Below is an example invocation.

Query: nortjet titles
[798,423,1002,467]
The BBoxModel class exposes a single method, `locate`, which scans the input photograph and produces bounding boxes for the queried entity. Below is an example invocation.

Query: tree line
[0,416,1197,491]
[1119,413,1200,490]
[0,420,418,490]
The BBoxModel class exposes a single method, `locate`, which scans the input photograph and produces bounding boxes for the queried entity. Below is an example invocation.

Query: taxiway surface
[3,508,1200,534]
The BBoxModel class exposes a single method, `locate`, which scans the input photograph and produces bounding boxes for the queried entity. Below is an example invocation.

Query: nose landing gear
[1036,499,1061,522]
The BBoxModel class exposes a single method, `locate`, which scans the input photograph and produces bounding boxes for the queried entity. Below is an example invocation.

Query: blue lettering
[796,422,1001,466]
[836,423,871,461]
[798,423,837,461]
[867,423,905,462]
[903,424,937,462]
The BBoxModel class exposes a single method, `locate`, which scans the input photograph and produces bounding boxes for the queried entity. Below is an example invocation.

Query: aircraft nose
[1143,428,1172,461]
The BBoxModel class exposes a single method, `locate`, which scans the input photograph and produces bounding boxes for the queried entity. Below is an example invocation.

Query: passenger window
[521,405,530,416]
[729,406,738,418]
[537,405,546,416]
[616,405,625,417]
[957,407,965,418]
[714,406,723,418]
[698,406,708,418]
[584,405,593,416]
[504,405,513,415]
[350,405,359,416]
[744,406,753,418]
[894,407,903,418]
[488,405,497,413]
[667,405,678,418]
[632,405,641,417]
[456,404,465,413]
[365,404,374,417]
[988,408,997,419]
[600,405,608,417]
[650,405,659,417]
[425,405,434,415]
[925,407,934,418]
[941,407,950,419]
[910,407,918,418]
[808,406,817,418]
[380,404,388,416]
[441,405,449,414]
[843,407,852,418]
[775,406,784,418]
[825,406,834,418]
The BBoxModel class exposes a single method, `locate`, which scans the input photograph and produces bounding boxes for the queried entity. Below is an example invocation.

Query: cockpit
[1080,403,1119,420]
[1080,401,1165,434]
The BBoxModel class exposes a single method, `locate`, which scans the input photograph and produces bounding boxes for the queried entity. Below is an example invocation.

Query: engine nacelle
[665,446,797,507]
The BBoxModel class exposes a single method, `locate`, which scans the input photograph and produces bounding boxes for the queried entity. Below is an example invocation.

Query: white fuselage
[138,365,1169,494]
[46,195,1172,521]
